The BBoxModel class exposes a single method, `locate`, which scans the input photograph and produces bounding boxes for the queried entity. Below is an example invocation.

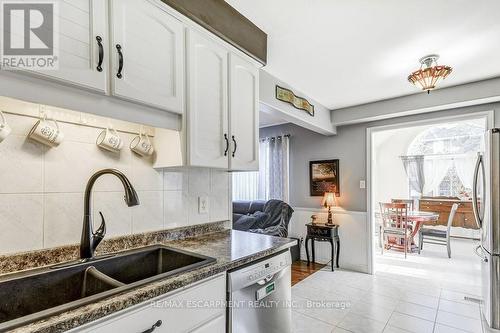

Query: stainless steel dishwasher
[227,251,292,333]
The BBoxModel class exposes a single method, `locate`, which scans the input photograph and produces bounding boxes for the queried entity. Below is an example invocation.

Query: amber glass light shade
[408,55,452,93]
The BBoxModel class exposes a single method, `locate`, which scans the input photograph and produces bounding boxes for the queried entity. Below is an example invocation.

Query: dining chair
[379,202,412,259]
[391,199,414,212]
[418,203,458,258]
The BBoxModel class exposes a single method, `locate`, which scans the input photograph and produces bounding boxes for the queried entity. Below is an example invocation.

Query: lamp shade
[322,192,337,208]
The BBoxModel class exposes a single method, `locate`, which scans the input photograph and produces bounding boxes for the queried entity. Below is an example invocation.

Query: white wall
[372,126,424,208]
[290,208,369,273]
[0,98,230,255]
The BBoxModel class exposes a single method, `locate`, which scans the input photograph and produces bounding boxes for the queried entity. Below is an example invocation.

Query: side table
[305,223,340,272]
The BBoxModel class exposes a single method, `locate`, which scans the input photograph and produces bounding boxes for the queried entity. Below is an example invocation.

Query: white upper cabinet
[229,53,259,171]
[2,0,261,169]
[110,0,184,114]
[186,29,229,168]
[25,0,109,93]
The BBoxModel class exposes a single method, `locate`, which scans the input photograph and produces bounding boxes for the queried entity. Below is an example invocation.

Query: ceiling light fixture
[408,54,452,94]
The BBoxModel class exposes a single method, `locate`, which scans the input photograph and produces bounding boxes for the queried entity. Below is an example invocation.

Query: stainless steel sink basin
[0,245,215,331]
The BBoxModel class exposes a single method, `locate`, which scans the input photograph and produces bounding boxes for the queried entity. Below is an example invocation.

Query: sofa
[232,199,294,237]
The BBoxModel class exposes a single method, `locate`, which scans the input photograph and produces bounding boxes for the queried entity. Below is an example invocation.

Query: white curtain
[401,155,425,195]
[232,171,259,201]
[258,139,269,200]
[454,154,477,189]
[423,157,453,195]
[401,155,453,196]
[232,135,290,202]
[261,135,290,202]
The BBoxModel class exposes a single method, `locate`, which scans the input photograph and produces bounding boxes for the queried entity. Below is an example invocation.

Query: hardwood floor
[291,260,325,286]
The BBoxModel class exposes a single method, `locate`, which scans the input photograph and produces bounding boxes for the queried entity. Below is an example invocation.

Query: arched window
[407,119,485,198]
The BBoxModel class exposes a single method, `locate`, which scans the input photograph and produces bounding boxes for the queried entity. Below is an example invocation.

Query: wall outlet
[198,196,209,214]
[359,180,366,189]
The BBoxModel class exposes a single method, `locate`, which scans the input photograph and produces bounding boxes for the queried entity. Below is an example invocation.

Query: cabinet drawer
[423,219,438,226]
[463,213,477,229]
[74,274,225,333]
[191,314,225,333]
[307,226,335,238]
[453,213,466,228]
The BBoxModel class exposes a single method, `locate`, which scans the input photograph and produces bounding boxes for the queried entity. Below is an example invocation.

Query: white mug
[130,132,154,157]
[28,115,63,147]
[96,127,123,153]
[0,111,12,143]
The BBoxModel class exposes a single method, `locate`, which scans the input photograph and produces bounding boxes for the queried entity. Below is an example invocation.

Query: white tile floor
[291,238,493,333]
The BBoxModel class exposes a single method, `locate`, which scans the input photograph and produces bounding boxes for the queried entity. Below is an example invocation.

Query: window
[438,167,464,197]
[406,118,485,198]
[408,120,485,156]
[232,171,260,201]
[232,135,290,202]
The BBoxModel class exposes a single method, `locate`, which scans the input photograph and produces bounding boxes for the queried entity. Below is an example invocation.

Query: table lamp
[322,192,337,225]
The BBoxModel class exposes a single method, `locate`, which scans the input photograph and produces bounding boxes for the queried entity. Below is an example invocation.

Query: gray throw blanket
[249,199,294,237]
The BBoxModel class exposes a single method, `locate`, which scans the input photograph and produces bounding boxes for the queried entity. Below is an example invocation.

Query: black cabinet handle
[140,320,162,333]
[116,44,123,78]
[224,133,229,156]
[232,135,237,157]
[96,36,103,72]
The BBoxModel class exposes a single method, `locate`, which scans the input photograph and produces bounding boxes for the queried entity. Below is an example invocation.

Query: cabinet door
[186,29,229,168]
[190,314,225,333]
[110,0,184,113]
[10,0,108,92]
[229,53,259,171]
[72,274,226,333]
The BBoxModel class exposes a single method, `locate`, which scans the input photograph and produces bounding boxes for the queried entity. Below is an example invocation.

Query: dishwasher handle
[256,274,275,286]
[227,251,292,291]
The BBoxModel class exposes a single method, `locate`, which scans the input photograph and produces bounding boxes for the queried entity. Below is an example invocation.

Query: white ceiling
[226,0,500,110]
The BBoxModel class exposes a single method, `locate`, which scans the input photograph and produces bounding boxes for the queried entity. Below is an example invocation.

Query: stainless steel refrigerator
[472,128,500,329]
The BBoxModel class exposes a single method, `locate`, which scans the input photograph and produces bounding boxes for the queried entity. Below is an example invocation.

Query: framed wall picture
[309,159,340,196]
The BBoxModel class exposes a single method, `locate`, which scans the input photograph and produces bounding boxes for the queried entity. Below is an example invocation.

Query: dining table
[376,210,440,253]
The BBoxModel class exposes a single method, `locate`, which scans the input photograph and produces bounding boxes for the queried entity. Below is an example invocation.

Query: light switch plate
[198,196,209,214]
[360,180,366,189]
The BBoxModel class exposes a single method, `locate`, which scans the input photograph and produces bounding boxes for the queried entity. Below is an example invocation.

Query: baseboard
[298,248,370,274]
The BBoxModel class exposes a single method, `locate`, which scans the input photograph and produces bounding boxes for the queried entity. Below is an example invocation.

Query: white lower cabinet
[71,274,226,333]
[190,314,225,333]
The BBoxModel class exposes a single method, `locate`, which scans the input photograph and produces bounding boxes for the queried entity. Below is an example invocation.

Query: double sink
[0,245,215,331]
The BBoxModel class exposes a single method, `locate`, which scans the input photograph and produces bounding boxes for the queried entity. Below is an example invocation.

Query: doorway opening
[367,112,491,298]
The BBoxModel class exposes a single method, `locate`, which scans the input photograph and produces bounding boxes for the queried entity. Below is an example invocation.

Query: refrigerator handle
[474,245,488,262]
[472,153,483,229]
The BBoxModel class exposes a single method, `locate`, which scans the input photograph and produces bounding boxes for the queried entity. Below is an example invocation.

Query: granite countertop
[3,226,295,333]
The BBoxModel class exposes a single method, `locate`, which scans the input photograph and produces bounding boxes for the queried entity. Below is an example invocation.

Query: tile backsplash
[0,100,230,255]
